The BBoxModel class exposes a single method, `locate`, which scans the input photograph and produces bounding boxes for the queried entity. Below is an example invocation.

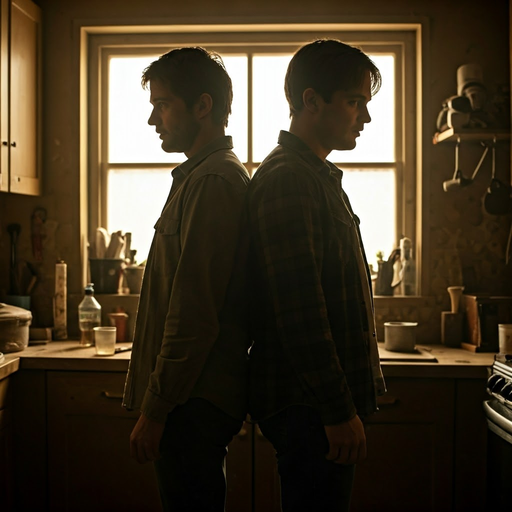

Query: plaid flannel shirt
[248,131,385,426]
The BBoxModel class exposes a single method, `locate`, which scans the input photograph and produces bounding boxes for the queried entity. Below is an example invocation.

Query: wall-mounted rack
[433,128,510,144]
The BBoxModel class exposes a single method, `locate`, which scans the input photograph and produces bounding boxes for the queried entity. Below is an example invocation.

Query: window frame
[85,23,421,296]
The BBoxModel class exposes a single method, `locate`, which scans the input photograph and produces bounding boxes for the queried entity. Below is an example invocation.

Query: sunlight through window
[104,47,401,268]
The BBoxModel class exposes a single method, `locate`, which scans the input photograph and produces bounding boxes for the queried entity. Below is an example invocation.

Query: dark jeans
[259,405,356,512]
[154,398,243,512]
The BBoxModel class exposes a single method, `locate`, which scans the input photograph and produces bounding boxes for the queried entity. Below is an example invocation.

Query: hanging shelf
[433,128,510,144]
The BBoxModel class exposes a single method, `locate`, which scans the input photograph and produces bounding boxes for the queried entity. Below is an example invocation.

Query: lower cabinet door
[350,378,455,512]
[0,377,14,510]
[249,378,455,512]
[226,421,253,512]
[47,371,162,512]
[253,424,281,512]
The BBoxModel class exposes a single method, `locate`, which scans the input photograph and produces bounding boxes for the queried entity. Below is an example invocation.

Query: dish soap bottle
[78,283,101,346]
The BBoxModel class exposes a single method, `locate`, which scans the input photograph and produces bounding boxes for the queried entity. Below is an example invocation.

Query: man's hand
[130,413,166,464]
[324,415,366,465]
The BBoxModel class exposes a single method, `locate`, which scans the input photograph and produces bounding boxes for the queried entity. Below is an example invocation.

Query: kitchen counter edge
[0,342,495,380]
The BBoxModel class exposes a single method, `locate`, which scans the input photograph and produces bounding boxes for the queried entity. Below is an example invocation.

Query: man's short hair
[142,47,233,127]
[285,39,382,117]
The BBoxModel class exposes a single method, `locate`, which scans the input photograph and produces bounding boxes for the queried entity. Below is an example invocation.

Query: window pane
[107,168,173,263]
[109,56,186,164]
[341,169,396,269]
[252,55,292,162]
[330,54,395,164]
[221,55,248,162]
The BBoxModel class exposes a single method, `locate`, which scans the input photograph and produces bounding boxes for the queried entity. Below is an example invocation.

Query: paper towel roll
[53,260,68,340]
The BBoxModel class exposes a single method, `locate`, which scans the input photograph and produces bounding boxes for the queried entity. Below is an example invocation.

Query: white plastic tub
[0,303,32,353]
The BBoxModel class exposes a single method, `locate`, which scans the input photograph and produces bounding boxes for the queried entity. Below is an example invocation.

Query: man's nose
[148,109,156,126]
[362,106,371,124]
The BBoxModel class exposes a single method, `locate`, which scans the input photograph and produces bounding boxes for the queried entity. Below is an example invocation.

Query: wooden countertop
[0,340,133,379]
[377,343,494,378]
[0,341,496,381]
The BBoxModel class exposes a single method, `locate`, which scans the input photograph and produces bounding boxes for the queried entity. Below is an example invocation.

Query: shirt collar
[277,130,342,179]
[172,135,234,179]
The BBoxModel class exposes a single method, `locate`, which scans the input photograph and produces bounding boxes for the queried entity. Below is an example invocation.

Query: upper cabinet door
[0,0,9,192]
[9,0,41,195]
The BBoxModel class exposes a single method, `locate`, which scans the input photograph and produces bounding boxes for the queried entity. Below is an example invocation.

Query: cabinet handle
[102,390,123,400]
[377,395,400,407]
[2,141,7,146]
[10,141,16,147]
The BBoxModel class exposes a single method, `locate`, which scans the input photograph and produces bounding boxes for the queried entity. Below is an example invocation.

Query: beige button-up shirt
[123,136,251,423]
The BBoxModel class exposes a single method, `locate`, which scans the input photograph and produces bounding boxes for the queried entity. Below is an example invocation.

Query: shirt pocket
[327,208,354,264]
[154,217,180,236]
[329,208,353,235]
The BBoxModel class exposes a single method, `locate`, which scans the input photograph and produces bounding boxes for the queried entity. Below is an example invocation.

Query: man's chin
[161,142,182,154]
[335,141,357,151]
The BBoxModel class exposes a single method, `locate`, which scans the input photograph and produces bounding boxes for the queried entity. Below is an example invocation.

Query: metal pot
[384,321,418,352]
[0,303,32,353]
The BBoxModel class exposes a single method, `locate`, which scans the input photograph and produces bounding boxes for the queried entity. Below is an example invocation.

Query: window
[87,25,419,292]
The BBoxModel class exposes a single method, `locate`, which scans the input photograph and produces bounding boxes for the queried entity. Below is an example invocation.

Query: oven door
[483,399,512,508]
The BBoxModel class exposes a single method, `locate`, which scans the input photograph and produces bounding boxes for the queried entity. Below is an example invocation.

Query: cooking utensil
[484,140,512,215]
[14,259,38,296]
[443,139,488,192]
[31,207,47,261]
[94,227,110,259]
[114,346,132,354]
[7,223,21,294]
[105,230,125,259]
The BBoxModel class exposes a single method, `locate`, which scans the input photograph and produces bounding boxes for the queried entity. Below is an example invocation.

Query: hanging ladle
[484,137,512,215]
[443,137,489,192]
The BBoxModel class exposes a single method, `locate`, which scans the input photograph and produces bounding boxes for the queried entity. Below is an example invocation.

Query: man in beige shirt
[123,47,250,512]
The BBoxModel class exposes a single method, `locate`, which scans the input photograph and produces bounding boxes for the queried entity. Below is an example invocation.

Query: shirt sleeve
[141,173,246,422]
[251,169,356,425]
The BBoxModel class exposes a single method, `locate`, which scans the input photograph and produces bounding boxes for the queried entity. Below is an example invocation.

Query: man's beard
[162,119,201,154]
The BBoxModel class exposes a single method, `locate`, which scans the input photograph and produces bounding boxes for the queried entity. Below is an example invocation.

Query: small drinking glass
[93,326,116,356]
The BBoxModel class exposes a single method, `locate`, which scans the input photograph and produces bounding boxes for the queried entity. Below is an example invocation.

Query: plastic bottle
[78,283,101,347]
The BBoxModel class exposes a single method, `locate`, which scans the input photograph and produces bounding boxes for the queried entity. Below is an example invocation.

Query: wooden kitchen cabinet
[12,367,255,512]
[47,371,162,512]
[351,378,454,512]
[0,0,41,195]
[251,377,488,512]
[226,421,254,512]
[46,371,254,512]
[7,349,490,511]
[253,422,281,512]
[0,376,14,511]
[248,378,455,512]
[453,379,488,512]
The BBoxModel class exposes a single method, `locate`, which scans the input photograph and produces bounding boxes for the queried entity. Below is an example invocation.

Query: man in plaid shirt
[248,39,386,511]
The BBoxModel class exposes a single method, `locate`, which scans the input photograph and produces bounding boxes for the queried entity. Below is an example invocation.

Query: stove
[484,354,512,507]
[485,354,512,416]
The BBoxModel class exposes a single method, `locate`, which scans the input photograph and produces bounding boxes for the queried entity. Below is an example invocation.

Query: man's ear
[302,88,321,113]
[195,93,213,120]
